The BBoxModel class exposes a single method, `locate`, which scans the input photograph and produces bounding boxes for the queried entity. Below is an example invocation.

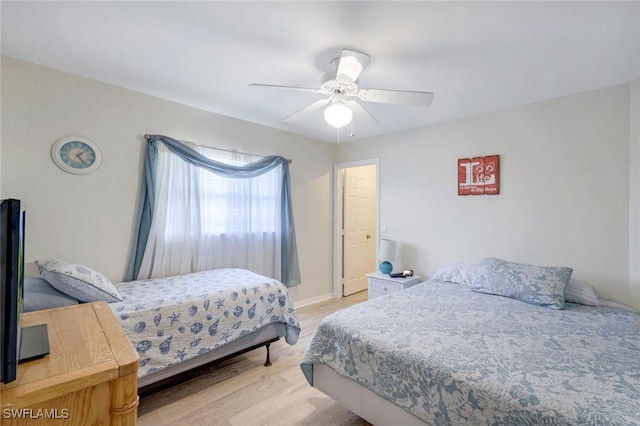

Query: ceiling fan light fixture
[324,102,353,128]
[250,48,435,130]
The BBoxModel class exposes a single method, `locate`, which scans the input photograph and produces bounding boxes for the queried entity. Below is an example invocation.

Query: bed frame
[313,364,427,425]
[138,322,286,389]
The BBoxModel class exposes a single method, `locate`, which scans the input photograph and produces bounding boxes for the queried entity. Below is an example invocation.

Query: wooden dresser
[0,302,139,425]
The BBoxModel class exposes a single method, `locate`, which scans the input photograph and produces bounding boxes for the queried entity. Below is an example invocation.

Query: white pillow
[430,262,479,286]
[35,259,122,303]
[565,278,599,307]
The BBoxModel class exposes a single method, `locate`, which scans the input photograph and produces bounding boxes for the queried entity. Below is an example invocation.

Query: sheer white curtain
[138,142,282,279]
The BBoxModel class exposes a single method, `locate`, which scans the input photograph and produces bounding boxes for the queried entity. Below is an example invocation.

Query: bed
[109,268,301,388]
[301,279,640,425]
[27,261,301,389]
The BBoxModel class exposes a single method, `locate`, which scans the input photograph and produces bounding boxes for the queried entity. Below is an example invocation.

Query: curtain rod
[143,134,292,163]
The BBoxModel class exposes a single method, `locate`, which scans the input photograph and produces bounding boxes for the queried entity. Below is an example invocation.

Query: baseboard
[294,293,334,309]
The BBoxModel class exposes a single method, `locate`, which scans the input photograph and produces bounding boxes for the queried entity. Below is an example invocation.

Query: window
[128,134,300,286]
[161,144,281,238]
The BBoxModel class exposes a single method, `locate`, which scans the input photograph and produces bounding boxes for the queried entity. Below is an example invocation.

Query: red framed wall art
[458,155,500,195]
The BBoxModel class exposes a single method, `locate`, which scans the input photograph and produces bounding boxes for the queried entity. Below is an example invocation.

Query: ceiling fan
[249,49,435,129]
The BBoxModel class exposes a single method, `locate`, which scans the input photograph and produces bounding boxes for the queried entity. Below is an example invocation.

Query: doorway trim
[333,158,380,298]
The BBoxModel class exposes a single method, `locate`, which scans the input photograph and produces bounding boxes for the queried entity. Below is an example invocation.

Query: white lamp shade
[393,242,403,272]
[379,239,397,262]
[324,102,353,128]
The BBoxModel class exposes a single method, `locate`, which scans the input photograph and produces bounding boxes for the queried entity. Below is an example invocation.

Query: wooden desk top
[0,302,138,409]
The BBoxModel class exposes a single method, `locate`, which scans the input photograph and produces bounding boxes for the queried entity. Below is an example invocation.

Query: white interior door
[343,165,376,296]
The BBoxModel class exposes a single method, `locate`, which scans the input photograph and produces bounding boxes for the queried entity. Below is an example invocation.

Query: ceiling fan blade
[335,49,370,84]
[347,100,378,123]
[283,98,330,122]
[358,89,434,107]
[249,83,323,94]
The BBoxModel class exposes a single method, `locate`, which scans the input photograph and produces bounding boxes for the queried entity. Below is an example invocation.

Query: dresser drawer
[369,279,403,295]
[366,272,422,300]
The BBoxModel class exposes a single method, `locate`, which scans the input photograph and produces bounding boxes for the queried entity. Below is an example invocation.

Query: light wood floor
[137,290,370,426]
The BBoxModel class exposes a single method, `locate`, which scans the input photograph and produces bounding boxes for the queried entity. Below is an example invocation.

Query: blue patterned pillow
[470,257,572,309]
[35,259,122,303]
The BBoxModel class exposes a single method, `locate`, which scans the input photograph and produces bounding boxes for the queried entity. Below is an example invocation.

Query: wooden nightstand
[366,271,422,300]
[1,302,139,425]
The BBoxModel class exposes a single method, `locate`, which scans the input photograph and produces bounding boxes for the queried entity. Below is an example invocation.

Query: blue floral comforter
[301,280,640,425]
[110,268,300,379]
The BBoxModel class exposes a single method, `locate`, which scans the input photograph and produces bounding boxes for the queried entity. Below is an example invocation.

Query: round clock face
[52,137,102,174]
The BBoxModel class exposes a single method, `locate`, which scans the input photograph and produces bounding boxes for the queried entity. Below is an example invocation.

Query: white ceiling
[2,1,639,143]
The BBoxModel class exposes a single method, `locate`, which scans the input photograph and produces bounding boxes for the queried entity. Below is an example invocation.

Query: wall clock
[51,136,102,174]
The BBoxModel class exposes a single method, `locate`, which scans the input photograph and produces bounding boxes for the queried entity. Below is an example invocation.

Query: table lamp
[379,239,397,274]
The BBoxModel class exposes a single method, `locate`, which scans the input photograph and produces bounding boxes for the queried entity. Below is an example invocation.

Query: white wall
[338,84,635,307]
[630,77,640,307]
[0,57,336,304]
[3,56,637,309]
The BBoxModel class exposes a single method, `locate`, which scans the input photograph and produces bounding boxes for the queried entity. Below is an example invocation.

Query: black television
[0,198,25,383]
[0,199,49,384]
